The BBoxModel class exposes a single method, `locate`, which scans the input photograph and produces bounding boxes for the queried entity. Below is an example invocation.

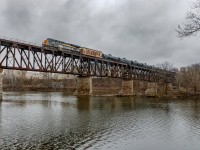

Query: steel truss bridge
[0,37,175,82]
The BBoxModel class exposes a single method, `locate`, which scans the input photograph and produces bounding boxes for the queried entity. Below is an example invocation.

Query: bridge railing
[0,35,42,47]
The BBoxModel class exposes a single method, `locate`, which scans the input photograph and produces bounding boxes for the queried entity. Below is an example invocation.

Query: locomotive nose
[42,39,49,46]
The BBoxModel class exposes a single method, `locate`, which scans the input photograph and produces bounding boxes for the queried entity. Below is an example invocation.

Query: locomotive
[42,38,152,69]
[42,38,80,51]
[42,38,102,58]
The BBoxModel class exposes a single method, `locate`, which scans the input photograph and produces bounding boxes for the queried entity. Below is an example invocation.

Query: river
[0,92,200,150]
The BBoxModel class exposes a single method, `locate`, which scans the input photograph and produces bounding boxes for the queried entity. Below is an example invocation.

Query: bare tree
[188,64,200,94]
[178,63,200,94]
[156,61,174,71]
[176,0,200,38]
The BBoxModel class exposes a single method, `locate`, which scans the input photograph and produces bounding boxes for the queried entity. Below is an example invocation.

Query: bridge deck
[0,37,175,82]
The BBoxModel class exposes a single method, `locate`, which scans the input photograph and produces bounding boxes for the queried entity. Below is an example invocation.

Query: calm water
[0,92,200,150]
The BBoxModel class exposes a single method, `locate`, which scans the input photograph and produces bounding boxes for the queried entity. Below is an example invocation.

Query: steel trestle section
[0,38,174,82]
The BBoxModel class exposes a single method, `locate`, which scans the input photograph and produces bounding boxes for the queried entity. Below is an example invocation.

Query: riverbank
[2,78,199,99]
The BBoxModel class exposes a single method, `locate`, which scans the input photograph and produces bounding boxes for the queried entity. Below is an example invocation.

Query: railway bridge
[0,36,175,96]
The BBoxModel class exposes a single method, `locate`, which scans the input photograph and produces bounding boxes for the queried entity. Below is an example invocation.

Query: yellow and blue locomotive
[42,38,80,51]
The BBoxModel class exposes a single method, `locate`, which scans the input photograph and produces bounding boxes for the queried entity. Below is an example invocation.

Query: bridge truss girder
[0,38,174,82]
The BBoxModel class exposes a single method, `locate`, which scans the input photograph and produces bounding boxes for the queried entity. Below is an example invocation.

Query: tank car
[102,54,153,70]
[102,54,121,62]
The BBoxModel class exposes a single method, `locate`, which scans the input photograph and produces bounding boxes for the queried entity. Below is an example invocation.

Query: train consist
[42,38,152,69]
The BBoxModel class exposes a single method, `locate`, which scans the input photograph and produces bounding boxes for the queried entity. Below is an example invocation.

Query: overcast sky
[0,0,199,68]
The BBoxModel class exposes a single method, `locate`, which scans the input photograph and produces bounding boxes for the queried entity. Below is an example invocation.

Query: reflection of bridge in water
[0,36,175,96]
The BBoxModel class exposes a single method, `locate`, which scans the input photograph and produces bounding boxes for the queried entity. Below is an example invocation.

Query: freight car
[102,54,152,69]
[79,47,103,58]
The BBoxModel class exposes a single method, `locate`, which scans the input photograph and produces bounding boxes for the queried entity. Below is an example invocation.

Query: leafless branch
[176,0,200,38]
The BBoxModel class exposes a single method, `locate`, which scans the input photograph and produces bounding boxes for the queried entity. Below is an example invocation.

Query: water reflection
[77,96,91,111]
[0,92,200,149]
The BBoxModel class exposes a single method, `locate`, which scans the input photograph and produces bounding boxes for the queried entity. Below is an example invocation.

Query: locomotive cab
[42,39,49,47]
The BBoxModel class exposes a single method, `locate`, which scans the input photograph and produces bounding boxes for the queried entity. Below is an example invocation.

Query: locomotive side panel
[42,38,80,51]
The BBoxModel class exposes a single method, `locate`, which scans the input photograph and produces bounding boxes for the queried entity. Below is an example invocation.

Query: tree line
[176,63,200,94]
[157,61,200,95]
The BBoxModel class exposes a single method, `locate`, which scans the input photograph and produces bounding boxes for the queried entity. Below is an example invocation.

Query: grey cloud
[0,0,198,68]
[2,0,37,36]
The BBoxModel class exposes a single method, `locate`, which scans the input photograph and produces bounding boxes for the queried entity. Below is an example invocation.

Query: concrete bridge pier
[166,83,173,95]
[157,82,173,96]
[139,81,148,95]
[120,79,134,96]
[74,76,92,96]
[145,82,158,97]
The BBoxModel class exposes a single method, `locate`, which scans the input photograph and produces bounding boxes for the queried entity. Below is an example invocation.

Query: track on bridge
[0,37,175,82]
